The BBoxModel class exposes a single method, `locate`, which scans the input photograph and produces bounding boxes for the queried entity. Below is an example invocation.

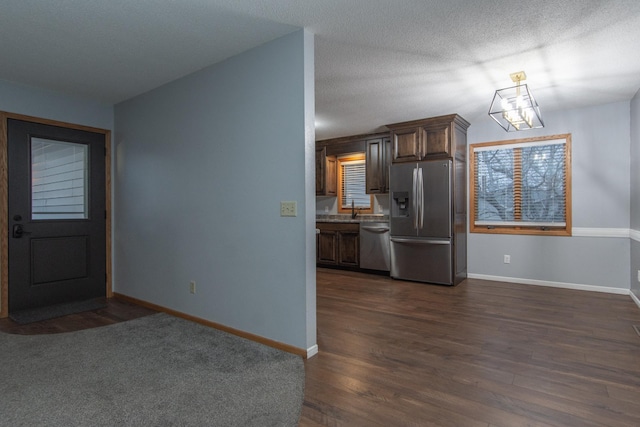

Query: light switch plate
[280,201,297,217]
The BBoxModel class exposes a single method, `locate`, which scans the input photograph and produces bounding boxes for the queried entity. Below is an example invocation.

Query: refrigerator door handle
[391,237,451,245]
[412,166,419,230]
[418,167,424,230]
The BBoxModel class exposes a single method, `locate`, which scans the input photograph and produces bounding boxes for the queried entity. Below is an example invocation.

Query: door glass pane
[31,137,89,220]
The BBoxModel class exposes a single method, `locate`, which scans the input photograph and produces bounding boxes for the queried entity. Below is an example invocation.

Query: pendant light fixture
[489,71,544,131]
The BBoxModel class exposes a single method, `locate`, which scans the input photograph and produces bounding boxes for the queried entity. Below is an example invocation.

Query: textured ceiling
[1,0,640,139]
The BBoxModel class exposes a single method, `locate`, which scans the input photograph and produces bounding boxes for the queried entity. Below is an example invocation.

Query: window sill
[470,225,572,237]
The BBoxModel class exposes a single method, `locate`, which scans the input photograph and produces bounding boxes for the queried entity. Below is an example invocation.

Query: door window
[31,137,89,220]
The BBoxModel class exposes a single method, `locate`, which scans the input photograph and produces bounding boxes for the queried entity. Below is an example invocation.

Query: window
[337,154,373,214]
[31,137,89,220]
[469,134,571,236]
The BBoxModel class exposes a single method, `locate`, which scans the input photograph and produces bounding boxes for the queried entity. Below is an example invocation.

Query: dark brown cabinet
[386,113,470,285]
[316,146,337,196]
[316,222,359,268]
[316,131,390,195]
[387,114,465,163]
[317,228,337,264]
[391,127,423,163]
[365,136,391,194]
[423,122,450,157]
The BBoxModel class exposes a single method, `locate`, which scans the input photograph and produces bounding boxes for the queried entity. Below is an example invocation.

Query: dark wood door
[366,137,392,193]
[338,230,359,267]
[424,123,450,157]
[392,127,424,163]
[8,119,106,312]
[315,146,337,196]
[317,229,338,264]
[365,138,384,193]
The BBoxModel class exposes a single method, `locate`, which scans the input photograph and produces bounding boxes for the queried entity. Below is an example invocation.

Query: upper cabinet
[316,131,391,195]
[365,136,391,194]
[387,114,470,163]
[316,115,468,201]
[316,146,337,196]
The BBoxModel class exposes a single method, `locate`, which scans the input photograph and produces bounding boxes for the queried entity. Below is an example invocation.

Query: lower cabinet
[316,223,359,268]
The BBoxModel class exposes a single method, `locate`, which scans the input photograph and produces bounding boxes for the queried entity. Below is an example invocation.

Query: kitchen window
[469,134,572,236]
[337,154,373,214]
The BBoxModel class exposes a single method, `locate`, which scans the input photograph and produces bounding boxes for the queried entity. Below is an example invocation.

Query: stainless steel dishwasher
[359,222,390,271]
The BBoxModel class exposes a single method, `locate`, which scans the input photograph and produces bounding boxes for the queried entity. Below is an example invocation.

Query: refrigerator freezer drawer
[390,237,452,285]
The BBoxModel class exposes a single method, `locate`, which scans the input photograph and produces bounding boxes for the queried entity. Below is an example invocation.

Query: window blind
[473,139,566,227]
[31,138,88,220]
[340,160,370,209]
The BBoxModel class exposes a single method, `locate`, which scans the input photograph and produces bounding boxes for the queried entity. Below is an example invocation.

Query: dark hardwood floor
[3,270,640,426]
[0,297,156,335]
[301,268,640,427]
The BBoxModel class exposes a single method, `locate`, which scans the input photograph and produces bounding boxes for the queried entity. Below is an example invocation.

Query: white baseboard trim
[630,229,640,243]
[572,227,630,238]
[307,344,319,358]
[630,291,640,309]
[468,273,630,295]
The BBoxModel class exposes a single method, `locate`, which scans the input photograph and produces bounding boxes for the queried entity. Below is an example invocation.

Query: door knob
[12,224,31,238]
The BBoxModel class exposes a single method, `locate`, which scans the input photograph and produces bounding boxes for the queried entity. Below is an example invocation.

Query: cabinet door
[365,138,384,193]
[316,146,337,196]
[424,123,450,157]
[326,156,337,196]
[338,230,359,267]
[392,127,423,163]
[383,137,391,192]
[366,137,392,193]
[315,146,326,195]
[317,229,338,264]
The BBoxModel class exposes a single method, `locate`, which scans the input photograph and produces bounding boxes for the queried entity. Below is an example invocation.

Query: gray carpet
[0,313,304,426]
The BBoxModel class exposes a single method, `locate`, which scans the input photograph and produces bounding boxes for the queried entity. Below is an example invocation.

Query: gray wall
[0,79,114,311]
[468,101,631,291]
[114,30,316,352]
[631,89,640,300]
[0,79,113,131]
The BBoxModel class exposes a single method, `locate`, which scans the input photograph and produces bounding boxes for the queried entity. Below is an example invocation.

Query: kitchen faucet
[351,199,358,219]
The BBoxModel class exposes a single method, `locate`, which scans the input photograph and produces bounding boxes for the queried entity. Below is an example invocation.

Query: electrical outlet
[280,201,297,217]
[503,254,511,264]
[189,281,196,294]
[637,270,640,283]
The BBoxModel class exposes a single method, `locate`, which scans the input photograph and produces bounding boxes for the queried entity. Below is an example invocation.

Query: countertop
[316,214,389,224]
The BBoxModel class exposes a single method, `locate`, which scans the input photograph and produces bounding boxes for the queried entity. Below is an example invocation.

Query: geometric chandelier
[489,71,544,131]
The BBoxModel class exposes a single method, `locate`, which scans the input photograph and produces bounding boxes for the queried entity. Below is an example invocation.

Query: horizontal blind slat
[474,141,566,226]
[340,161,369,208]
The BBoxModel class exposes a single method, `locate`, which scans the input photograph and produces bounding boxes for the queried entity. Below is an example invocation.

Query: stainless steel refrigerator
[389,159,453,285]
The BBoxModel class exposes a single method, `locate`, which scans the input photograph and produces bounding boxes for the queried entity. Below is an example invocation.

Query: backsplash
[316,213,389,223]
[316,194,389,215]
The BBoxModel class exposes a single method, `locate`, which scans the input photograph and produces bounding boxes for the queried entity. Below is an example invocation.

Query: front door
[7,118,106,313]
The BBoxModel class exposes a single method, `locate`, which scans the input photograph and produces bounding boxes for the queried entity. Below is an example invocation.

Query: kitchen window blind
[470,134,571,236]
[340,159,370,209]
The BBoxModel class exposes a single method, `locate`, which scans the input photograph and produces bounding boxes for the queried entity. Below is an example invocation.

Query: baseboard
[307,344,319,358]
[631,229,640,243]
[467,274,630,295]
[630,290,640,309]
[113,293,310,359]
